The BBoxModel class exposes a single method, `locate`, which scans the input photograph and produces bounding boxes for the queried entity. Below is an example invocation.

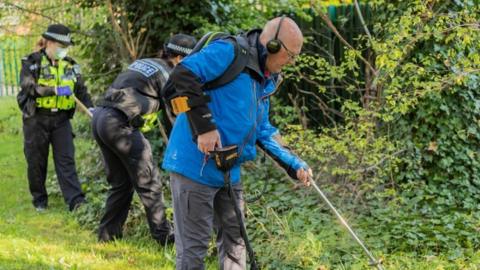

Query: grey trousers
[170,172,246,270]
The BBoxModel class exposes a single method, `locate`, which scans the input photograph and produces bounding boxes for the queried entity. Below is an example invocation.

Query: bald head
[259,17,303,73]
[260,17,303,48]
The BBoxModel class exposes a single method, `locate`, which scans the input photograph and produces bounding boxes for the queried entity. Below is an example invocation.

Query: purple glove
[56,86,72,96]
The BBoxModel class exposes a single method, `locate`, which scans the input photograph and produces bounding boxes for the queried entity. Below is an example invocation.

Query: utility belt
[100,101,158,132]
[36,107,71,115]
[36,95,76,110]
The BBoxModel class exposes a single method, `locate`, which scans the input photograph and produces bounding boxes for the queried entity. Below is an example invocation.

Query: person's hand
[56,86,72,96]
[197,129,222,154]
[296,167,313,187]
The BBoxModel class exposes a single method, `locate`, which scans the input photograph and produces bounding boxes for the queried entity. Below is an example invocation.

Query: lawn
[1,95,480,269]
[0,96,177,270]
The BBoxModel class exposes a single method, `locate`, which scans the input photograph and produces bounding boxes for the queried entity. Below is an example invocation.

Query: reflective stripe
[166,43,193,55]
[43,32,72,44]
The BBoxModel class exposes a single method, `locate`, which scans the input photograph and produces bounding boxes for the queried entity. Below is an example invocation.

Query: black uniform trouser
[22,111,85,210]
[92,107,171,241]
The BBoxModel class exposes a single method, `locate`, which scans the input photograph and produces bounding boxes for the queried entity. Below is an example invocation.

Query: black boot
[156,231,175,246]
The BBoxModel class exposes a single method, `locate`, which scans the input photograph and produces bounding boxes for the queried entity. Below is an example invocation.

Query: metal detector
[309,177,385,270]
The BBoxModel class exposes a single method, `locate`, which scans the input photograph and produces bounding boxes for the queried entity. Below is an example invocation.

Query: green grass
[1,95,480,269]
[0,97,179,270]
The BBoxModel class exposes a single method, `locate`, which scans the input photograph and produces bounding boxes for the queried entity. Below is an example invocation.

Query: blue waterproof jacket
[162,34,307,187]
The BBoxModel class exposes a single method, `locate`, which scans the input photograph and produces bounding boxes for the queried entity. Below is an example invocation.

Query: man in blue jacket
[163,17,312,269]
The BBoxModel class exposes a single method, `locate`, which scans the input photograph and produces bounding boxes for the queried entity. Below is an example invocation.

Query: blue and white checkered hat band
[166,43,193,55]
[44,32,72,44]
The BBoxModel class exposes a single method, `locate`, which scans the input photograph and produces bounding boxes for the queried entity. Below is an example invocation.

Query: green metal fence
[0,37,36,96]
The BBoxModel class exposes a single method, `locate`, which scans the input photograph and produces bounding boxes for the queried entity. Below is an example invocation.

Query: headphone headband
[274,15,286,41]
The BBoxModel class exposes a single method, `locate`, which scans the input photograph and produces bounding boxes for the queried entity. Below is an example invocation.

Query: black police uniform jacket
[100,58,172,126]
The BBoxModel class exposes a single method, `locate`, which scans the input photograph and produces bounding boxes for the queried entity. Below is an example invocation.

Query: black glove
[35,86,56,96]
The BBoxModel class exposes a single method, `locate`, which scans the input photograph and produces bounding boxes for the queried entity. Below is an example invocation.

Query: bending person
[92,34,196,244]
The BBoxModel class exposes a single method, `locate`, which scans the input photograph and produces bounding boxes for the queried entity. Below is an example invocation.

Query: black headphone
[266,15,286,54]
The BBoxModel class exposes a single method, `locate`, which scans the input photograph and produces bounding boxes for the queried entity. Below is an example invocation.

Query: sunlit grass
[0,97,177,270]
[0,233,175,270]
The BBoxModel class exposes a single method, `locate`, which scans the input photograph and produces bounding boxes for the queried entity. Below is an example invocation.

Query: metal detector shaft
[73,95,93,118]
[309,178,384,270]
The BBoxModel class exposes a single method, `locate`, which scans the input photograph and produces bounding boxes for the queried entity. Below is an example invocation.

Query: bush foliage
[37,0,480,268]
[280,0,480,258]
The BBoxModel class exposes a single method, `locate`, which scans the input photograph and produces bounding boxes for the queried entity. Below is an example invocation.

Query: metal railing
[0,37,35,96]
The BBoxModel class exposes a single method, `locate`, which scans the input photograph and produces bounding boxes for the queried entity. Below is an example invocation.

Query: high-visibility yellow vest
[36,56,76,110]
[140,112,158,133]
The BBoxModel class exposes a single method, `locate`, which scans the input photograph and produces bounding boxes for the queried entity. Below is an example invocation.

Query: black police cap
[164,34,197,57]
[42,24,74,46]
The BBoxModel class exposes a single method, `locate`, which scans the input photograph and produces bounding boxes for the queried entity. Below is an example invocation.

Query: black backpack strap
[204,36,250,90]
[190,32,224,55]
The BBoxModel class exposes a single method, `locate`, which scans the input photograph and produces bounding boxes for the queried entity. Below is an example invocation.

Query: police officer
[91,34,196,244]
[17,24,93,212]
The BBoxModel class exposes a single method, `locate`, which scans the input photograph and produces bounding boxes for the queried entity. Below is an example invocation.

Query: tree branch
[354,149,406,173]
[3,1,58,23]
[106,0,137,60]
[354,0,372,40]
[310,2,378,77]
